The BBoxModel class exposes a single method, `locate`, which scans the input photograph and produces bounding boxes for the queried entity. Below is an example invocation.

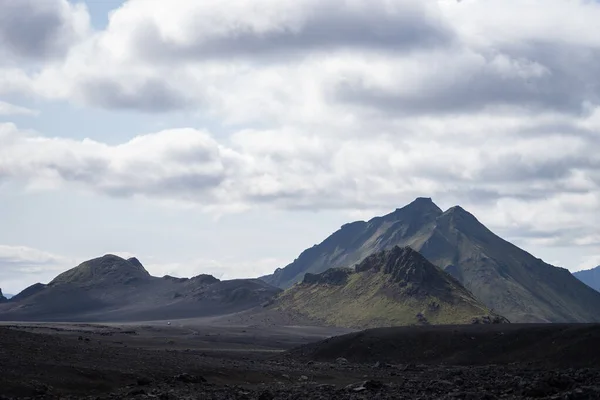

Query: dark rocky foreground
[1,323,599,399]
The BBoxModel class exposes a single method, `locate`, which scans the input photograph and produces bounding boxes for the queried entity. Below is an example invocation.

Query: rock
[336,357,349,365]
[298,375,309,382]
[173,373,206,384]
[346,380,384,392]
[316,384,336,390]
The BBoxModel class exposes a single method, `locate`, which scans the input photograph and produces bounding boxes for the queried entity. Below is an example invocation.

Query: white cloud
[1,101,599,248]
[576,255,600,272]
[145,257,285,281]
[0,244,74,293]
[1,0,600,276]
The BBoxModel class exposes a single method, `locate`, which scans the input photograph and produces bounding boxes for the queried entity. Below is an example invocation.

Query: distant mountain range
[271,246,507,329]
[262,198,600,323]
[2,198,599,326]
[0,255,280,322]
[574,266,600,292]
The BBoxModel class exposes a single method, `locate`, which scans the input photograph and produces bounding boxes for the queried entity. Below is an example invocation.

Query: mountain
[262,198,600,323]
[0,255,281,322]
[574,266,600,292]
[270,246,507,329]
[0,289,7,303]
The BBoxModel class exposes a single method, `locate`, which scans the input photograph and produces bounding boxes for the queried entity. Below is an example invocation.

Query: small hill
[262,198,600,323]
[270,246,507,329]
[0,255,281,322]
[286,323,600,369]
[50,255,151,286]
[574,266,600,292]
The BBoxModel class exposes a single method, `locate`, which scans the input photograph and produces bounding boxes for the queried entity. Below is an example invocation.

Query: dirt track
[0,322,599,399]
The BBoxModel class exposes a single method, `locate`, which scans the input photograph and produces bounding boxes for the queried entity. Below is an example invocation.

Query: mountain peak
[382,197,443,223]
[127,257,145,270]
[444,205,469,214]
[190,274,220,285]
[355,246,446,287]
[50,254,151,286]
[437,205,483,231]
[403,197,442,212]
[0,288,6,303]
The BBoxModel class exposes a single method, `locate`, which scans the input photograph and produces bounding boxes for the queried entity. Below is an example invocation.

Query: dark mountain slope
[574,266,600,292]
[270,246,506,329]
[264,197,442,289]
[0,289,7,303]
[0,255,280,322]
[262,198,600,323]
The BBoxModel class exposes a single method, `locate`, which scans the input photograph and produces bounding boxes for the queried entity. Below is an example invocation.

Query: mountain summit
[50,254,151,286]
[271,246,506,329]
[262,198,600,323]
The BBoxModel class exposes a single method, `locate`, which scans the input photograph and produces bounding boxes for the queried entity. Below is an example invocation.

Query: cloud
[1,0,600,270]
[0,244,74,293]
[7,0,597,117]
[99,0,451,62]
[0,0,90,63]
[0,101,38,116]
[1,104,599,239]
[577,255,600,271]
[0,123,229,204]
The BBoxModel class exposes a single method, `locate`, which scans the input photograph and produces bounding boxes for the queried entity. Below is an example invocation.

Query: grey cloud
[101,172,226,199]
[78,77,193,112]
[0,0,86,62]
[476,157,587,183]
[335,44,600,116]
[0,245,73,293]
[134,4,453,62]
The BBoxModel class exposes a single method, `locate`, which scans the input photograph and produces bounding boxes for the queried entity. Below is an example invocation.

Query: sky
[1,0,600,294]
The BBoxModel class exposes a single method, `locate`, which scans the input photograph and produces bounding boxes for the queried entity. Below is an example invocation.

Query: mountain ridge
[0,254,281,322]
[270,246,507,329]
[574,266,600,292]
[262,198,600,323]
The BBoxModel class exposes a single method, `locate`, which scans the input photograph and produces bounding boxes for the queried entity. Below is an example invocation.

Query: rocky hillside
[574,266,600,292]
[262,198,600,323]
[0,255,281,322]
[270,246,507,329]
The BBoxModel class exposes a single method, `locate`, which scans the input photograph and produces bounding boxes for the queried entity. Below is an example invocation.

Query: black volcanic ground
[1,321,600,399]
